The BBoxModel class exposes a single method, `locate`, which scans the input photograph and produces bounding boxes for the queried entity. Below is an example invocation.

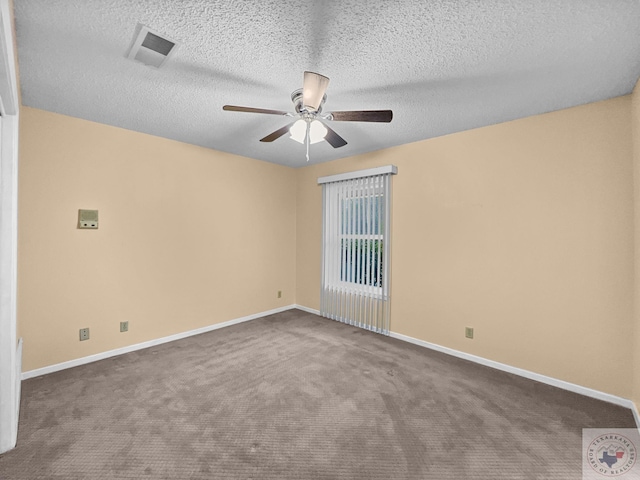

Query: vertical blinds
[319,166,396,334]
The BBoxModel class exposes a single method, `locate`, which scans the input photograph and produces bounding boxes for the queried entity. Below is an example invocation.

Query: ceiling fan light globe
[311,120,328,142]
[289,119,327,144]
[289,120,306,143]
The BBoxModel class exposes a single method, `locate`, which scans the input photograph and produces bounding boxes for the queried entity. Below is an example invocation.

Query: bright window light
[289,119,328,144]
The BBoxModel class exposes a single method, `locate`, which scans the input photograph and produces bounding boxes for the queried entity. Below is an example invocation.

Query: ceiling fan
[223,71,393,161]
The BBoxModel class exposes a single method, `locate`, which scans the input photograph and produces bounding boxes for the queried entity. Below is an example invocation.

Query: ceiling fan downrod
[305,121,311,162]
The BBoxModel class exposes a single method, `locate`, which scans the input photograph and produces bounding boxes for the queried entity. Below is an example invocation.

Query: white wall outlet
[79,328,90,341]
[120,321,129,332]
[465,327,474,339]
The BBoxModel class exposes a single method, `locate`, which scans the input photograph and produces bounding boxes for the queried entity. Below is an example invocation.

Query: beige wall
[297,96,635,398]
[633,81,640,414]
[18,95,638,401]
[18,107,296,372]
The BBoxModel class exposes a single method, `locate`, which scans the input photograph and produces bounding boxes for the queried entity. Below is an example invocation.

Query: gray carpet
[0,309,636,479]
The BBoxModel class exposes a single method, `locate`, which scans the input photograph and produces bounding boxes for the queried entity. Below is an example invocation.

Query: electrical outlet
[120,321,129,333]
[79,328,90,341]
[465,327,474,339]
[277,290,282,298]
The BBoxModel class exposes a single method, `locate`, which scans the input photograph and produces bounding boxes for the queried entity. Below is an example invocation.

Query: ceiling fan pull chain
[305,121,311,162]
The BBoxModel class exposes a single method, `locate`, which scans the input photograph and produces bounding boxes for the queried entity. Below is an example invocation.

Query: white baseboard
[15,337,21,421]
[632,402,640,433]
[294,304,320,315]
[389,331,636,413]
[22,305,297,380]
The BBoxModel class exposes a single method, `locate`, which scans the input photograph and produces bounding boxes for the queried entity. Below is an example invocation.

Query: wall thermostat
[78,209,98,229]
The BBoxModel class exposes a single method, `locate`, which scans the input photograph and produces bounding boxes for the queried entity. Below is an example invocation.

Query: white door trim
[0,0,20,454]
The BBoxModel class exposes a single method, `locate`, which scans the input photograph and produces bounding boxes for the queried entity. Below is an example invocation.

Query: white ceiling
[13,0,640,167]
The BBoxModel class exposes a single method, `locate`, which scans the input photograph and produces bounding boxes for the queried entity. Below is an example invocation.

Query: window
[338,188,384,290]
[318,166,396,334]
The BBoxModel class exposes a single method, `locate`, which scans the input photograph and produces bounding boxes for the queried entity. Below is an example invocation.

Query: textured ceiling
[14,0,640,167]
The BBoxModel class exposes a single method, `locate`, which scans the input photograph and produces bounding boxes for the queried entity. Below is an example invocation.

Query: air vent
[127,25,177,68]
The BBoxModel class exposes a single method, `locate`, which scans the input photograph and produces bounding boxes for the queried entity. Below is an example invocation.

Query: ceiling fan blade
[323,123,347,148]
[329,110,393,123]
[223,105,290,116]
[260,122,296,142]
[303,71,330,111]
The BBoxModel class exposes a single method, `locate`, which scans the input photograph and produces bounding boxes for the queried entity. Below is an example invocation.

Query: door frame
[0,0,20,454]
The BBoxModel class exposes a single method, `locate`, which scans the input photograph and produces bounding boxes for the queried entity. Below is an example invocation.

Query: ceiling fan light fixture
[289,119,327,144]
[302,71,330,111]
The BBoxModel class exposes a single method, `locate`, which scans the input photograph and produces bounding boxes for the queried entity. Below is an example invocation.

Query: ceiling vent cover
[127,25,177,68]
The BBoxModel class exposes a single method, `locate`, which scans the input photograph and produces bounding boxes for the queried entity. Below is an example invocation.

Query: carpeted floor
[0,309,636,479]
